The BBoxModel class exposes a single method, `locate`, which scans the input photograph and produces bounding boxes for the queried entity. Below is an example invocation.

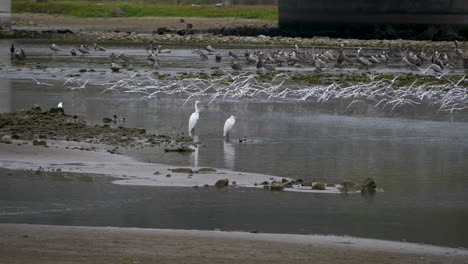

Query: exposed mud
[0,106,194,150]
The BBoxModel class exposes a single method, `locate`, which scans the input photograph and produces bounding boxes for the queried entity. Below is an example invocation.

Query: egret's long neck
[194,102,199,112]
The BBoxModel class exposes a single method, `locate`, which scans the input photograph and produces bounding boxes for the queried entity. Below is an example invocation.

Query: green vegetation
[12,1,278,20]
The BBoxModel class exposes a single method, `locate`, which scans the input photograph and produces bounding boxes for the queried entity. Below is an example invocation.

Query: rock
[164,144,194,152]
[339,180,357,193]
[215,179,229,188]
[301,181,313,187]
[295,179,304,184]
[269,182,284,191]
[260,181,270,185]
[197,168,217,174]
[102,117,113,123]
[171,168,193,173]
[281,178,289,183]
[1,135,12,144]
[312,182,326,190]
[360,178,377,195]
[49,107,64,115]
[154,27,171,35]
[32,139,47,146]
[153,171,160,175]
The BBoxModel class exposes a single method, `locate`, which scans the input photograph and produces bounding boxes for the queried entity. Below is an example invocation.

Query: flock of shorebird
[9,40,466,76]
[8,40,468,119]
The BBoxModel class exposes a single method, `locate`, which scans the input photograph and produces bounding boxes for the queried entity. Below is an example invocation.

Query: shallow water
[1,39,468,248]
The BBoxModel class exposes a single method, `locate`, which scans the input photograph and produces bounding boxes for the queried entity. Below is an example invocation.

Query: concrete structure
[0,0,11,31]
[279,0,468,39]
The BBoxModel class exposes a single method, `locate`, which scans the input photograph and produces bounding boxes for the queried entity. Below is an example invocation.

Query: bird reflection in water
[191,135,199,168]
[223,141,235,169]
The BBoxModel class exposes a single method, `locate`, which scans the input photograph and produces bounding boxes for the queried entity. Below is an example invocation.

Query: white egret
[188,100,201,137]
[223,115,238,139]
[57,102,63,108]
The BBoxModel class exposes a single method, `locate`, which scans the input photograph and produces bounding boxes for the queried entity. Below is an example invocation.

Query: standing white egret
[57,102,63,108]
[223,115,238,139]
[188,100,201,137]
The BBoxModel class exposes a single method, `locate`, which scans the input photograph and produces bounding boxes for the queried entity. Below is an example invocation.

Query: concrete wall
[0,0,11,31]
[279,0,468,39]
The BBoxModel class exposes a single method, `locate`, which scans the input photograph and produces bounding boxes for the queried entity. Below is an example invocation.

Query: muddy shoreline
[0,223,467,264]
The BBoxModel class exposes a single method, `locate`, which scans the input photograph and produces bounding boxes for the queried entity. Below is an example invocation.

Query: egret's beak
[234,116,239,119]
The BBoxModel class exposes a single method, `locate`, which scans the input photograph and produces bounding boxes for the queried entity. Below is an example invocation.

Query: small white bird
[188,100,201,137]
[223,115,238,139]
[57,102,63,108]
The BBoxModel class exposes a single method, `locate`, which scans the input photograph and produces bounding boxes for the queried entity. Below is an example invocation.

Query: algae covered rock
[32,139,47,146]
[49,107,64,115]
[102,117,113,123]
[1,135,12,144]
[269,181,284,191]
[339,180,357,193]
[215,179,229,188]
[197,168,217,174]
[360,178,377,195]
[312,182,326,190]
[171,168,193,173]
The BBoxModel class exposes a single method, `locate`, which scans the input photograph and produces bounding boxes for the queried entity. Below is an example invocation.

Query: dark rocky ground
[0,106,195,152]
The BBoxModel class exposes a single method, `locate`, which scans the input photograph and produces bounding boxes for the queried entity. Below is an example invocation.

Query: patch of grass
[12,1,278,20]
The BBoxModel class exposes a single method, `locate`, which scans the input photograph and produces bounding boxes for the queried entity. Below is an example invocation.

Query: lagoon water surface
[1,40,468,249]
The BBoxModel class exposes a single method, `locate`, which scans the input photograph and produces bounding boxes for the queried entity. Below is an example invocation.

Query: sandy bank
[0,223,467,264]
[0,141,349,193]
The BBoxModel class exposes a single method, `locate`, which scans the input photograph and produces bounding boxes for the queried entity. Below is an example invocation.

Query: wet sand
[0,140,345,193]
[1,223,467,264]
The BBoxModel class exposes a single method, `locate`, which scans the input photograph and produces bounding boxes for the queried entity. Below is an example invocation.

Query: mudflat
[1,224,467,264]
[12,13,276,33]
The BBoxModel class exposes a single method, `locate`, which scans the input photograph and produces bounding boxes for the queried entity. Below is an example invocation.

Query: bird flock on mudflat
[9,40,468,114]
[9,40,466,76]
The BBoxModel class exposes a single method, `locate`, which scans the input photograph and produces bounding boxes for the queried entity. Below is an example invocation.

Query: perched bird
[15,48,26,60]
[110,63,122,72]
[228,51,239,59]
[205,45,216,53]
[93,43,106,51]
[57,102,63,108]
[116,53,130,63]
[77,45,90,54]
[10,44,15,54]
[188,100,201,137]
[215,53,222,63]
[157,45,172,53]
[223,115,238,139]
[49,44,61,53]
[357,48,372,67]
[231,61,242,72]
[70,49,77,56]
[199,52,209,61]
[113,115,125,123]
[263,63,276,72]
[147,52,160,68]
[423,63,444,74]
[454,40,464,59]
